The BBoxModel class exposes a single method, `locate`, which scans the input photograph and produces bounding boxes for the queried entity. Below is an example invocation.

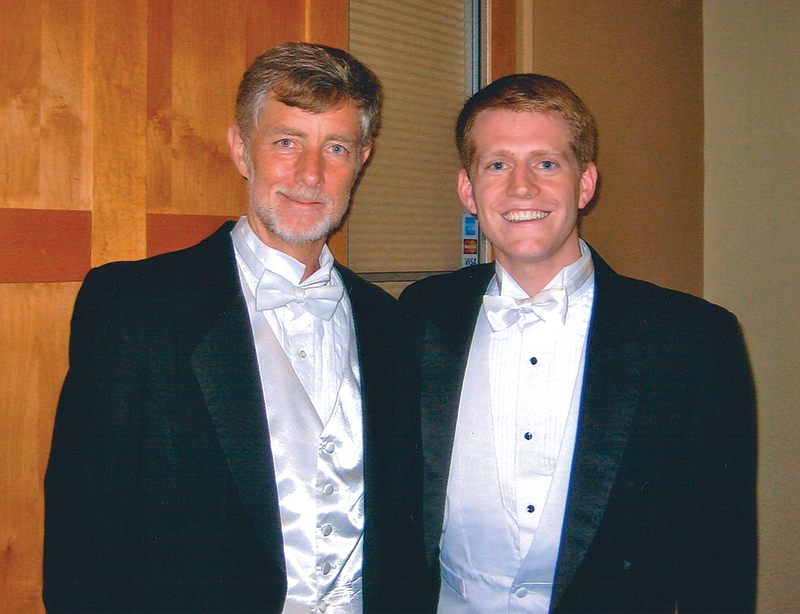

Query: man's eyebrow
[265,126,357,144]
[478,148,570,160]
[327,133,358,144]
[267,125,305,137]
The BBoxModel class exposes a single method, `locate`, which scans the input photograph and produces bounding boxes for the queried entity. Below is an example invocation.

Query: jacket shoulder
[400,264,494,310]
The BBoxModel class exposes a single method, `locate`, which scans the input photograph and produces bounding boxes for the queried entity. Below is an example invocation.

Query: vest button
[321,561,332,575]
[527,504,535,513]
[321,524,333,537]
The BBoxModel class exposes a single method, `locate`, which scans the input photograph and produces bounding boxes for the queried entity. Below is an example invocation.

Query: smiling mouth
[502,210,550,222]
[279,189,329,206]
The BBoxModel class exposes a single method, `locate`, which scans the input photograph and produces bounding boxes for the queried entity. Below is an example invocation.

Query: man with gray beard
[44,42,419,614]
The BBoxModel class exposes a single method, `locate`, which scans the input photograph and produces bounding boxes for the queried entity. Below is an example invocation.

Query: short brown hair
[236,42,382,149]
[456,73,597,172]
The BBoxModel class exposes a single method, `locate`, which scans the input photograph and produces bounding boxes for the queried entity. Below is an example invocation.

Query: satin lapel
[551,254,641,611]
[418,265,494,563]
[190,231,284,567]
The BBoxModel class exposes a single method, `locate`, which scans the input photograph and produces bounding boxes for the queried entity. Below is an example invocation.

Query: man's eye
[540,160,556,170]
[277,139,293,147]
[489,161,505,171]
[330,144,348,155]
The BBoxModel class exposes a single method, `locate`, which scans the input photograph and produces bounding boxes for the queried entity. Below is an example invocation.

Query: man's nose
[508,165,538,198]
[295,149,323,187]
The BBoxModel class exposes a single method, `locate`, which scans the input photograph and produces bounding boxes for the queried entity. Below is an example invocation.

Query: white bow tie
[483,287,569,332]
[255,268,344,320]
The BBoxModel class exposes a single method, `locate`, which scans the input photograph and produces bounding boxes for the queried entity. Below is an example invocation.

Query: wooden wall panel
[0,282,79,614]
[1,0,42,210]
[146,213,239,257]
[0,210,91,283]
[489,0,518,80]
[92,0,148,265]
[168,0,248,217]
[308,0,349,48]
[246,0,305,61]
[40,0,93,211]
[147,0,174,215]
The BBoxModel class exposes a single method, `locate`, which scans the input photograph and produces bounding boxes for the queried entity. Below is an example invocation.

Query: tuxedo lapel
[551,253,641,611]
[188,225,284,567]
[414,265,495,563]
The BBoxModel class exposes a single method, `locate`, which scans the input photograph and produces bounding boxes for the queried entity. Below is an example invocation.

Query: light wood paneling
[1,0,42,210]
[0,210,91,283]
[146,213,239,257]
[489,0,518,80]
[92,0,148,265]
[0,282,79,614]
[146,0,174,215]
[40,0,93,211]
[169,0,248,217]
[308,0,349,48]
[246,0,305,61]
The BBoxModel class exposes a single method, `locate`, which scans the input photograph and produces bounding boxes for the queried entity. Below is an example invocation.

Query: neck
[497,242,583,297]
[246,217,325,282]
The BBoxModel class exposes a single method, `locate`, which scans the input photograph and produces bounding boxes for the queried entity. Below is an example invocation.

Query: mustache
[277,187,332,205]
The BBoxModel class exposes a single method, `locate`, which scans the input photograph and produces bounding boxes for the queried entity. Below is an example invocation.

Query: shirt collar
[231,216,338,289]
[494,239,594,302]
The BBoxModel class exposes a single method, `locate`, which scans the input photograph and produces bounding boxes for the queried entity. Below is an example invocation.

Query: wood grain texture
[1,0,42,209]
[147,0,173,214]
[40,0,93,211]
[489,0,518,80]
[91,0,148,265]
[307,0,349,49]
[246,0,305,61]
[0,209,91,283]
[147,213,239,257]
[0,282,79,614]
[167,0,247,217]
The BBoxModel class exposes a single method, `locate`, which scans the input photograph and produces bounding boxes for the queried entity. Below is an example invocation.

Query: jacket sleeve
[678,309,758,613]
[43,265,146,613]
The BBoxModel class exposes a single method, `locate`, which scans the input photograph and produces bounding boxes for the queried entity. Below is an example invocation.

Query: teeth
[502,210,549,222]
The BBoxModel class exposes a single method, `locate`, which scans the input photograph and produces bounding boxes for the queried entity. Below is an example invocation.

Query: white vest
[234,221,364,614]
[438,306,587,614]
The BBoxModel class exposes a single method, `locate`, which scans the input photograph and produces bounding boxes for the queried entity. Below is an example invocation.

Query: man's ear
[228,124,250,179]
[359,145,372,168]
[458,168,478,215]
[578,162,598,210]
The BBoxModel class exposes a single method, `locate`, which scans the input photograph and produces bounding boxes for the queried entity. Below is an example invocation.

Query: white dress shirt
[439,241,595,613]
[231,217,364,614]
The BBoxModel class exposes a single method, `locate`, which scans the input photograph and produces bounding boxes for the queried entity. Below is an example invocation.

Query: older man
[401,74,757,613]
[44,42,414,614]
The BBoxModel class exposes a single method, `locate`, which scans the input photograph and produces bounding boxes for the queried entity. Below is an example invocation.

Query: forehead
[256,96,361,140]
[471,108,571,154]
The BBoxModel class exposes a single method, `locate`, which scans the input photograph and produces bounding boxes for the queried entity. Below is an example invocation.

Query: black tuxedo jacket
[44,222,413,613]
[399,252,757,613]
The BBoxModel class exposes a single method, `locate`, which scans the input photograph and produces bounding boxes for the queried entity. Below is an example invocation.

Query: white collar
[494,239,594,302]
[232,216,337,289]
